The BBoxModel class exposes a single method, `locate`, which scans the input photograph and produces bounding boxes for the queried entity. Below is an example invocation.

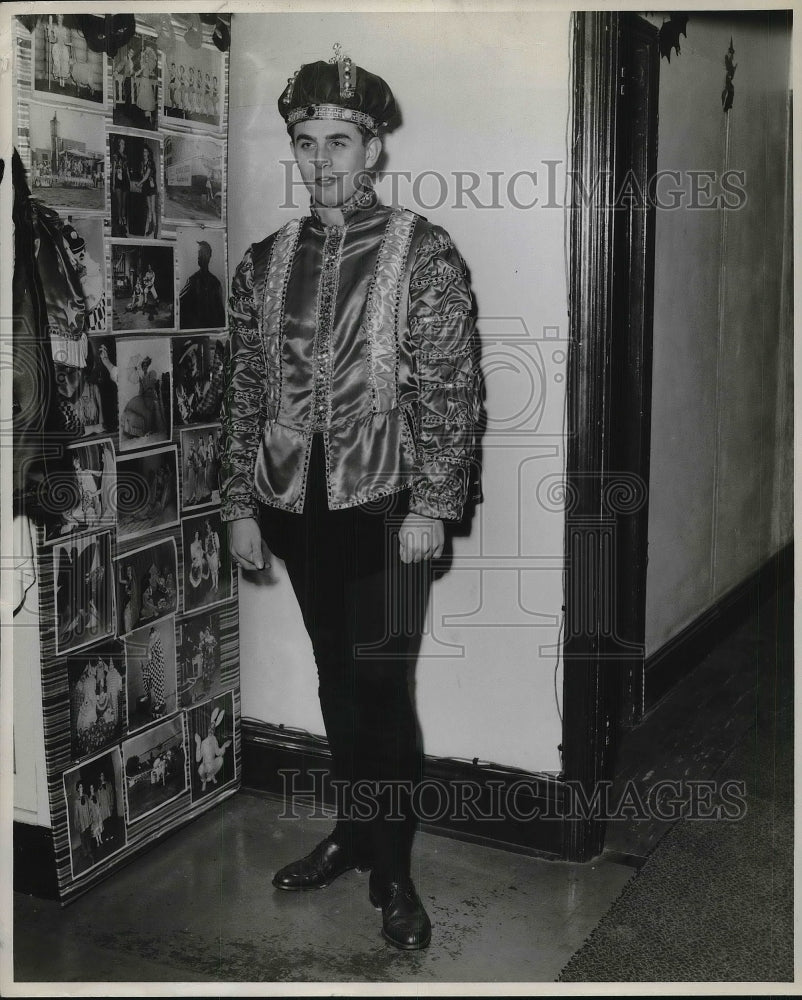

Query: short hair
[289,122,375,146]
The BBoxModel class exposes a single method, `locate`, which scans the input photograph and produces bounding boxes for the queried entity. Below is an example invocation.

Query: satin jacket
[221,190,479,522]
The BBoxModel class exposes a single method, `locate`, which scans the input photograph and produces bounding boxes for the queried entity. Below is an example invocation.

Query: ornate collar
[309,184,380,226]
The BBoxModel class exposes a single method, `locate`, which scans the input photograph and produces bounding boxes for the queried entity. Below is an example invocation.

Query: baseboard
[644,542,793,714]
[14,822,59,899]
[241,719,566,860]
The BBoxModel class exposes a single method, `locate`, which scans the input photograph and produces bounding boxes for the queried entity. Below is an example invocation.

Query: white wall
[645,13,792,655]
[228,11,571,772]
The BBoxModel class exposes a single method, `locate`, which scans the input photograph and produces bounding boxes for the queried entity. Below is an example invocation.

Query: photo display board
[14,13,239,903]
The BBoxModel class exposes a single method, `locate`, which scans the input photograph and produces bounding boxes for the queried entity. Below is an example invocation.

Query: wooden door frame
[561,11,659,862]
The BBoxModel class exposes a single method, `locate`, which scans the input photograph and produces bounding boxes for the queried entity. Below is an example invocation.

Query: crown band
[287,103,380,134]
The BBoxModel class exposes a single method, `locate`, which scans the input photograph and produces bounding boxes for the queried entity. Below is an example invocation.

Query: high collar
[309,184,381,228]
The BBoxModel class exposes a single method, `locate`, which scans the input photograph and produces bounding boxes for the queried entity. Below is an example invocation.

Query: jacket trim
[259,218,302,422]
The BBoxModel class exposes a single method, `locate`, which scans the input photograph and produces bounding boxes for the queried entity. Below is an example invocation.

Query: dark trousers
[260,435,430,880]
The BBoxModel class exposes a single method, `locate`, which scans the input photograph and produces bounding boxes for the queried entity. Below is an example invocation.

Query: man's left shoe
[369,873,432,950]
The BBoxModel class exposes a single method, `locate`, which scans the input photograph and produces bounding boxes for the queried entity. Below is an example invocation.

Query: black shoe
[369,872,432,950]
[272,835,371,891]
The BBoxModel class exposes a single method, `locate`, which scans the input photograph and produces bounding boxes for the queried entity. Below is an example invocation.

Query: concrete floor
[14,791,633,985]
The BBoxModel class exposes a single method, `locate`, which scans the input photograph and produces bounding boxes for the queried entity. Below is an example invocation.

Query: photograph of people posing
[177,227,226,330]
[122,716,187,824]
[27,102,105,211]
[110,133,162,239]
[176,610,222,708]
[180,426,222,511]
[111,243,175,332]
[112,30,158,131]
[115,537,178,637]
[64,748,125,879]
[116,445,179,542]
[116,338,172,453]
[67,643,126,761]
[31,14,105,107]
[44,439,116,543]
[125,616,177,733]
[163,133,223,223]
[172,335,226,426]
[187,691,235,802]
[161,28,223,131]
[53,531,115,656]
[181,511,232,614]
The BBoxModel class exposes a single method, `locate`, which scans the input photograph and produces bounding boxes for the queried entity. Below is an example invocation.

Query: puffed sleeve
[407,225,480,521]
[220,245,265,521]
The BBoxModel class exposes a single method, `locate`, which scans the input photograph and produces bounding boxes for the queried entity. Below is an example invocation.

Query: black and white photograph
[109,132,162,239]
[63,748,125,879]
[116,445,179,542]
[52,335,117,441]
[59,213,107,319]
[27,101,105,211]
[112,29,159,131]
[116,337,172,452]
[67,642,126,761]
[31,13,105,107]
[177,610,222,708]
[44,438,116,543]
[124,617,178,733]
[180,425,222,511]
[111,242,175,332]
[122,716,188,824]
[53,530,115,656]
[176,226,227,330]
[163,133,223,223]
[172,335,226,426]
[115,537,178,638]
[162,24,224,131]
[187,690,235,802]
[181,511,232,614]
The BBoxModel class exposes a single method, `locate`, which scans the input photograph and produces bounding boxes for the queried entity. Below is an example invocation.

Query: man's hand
[229,517,270,572]
[398,512,444,564]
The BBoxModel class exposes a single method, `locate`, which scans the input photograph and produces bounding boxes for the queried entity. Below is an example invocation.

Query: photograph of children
[123,716,187,824]
[111,243,175,332]
[112,30,159,131]
[177,227,226,330]
[182,511,232,614]
[162,29,223,131]
[116,446,179,542]
[28,101,105,211]
[44,439,116,543]
[31,14,105,107]
[109,132,162,239]
[67,642,126,761]
[163,134,223,223]
[115,537,178,637]
[116,337,172,452]
[180,426,222,511]
[177,610,222,708]
[173,335,227,426]
[125,617,177,733]
[187,690,235,802]
[64,748,125,879]
[54,531,115,655]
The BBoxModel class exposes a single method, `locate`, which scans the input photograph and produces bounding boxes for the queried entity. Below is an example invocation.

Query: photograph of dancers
[187,691,235,802]
[116,445,179,542]
[44,439,116,543]
[115,537,178,637]
[111,243,175,332]
[112,29,158,131]
[109,132,162,239]
[116,337,172,453]
[63,748,125,879]
[125,617,177,733]
[53,531,115,655]
[67,642,126,761]
[161,28,224,131]
[180,426,222,511]
[31,14,105,107]
[181,511,232,614]
[176,610,222,708]
[123,716,188,824]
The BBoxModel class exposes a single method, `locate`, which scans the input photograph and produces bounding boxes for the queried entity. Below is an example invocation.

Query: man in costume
[221,47,479,951]
[179,239,226,330]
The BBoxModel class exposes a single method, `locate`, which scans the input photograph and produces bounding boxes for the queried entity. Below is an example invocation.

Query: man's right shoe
[271,835,371,891]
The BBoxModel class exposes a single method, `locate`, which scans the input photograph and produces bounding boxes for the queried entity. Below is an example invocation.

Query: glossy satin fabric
[222,193,479,521]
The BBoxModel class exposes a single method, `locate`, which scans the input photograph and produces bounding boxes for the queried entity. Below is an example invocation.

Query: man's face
[291,120,380,209]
